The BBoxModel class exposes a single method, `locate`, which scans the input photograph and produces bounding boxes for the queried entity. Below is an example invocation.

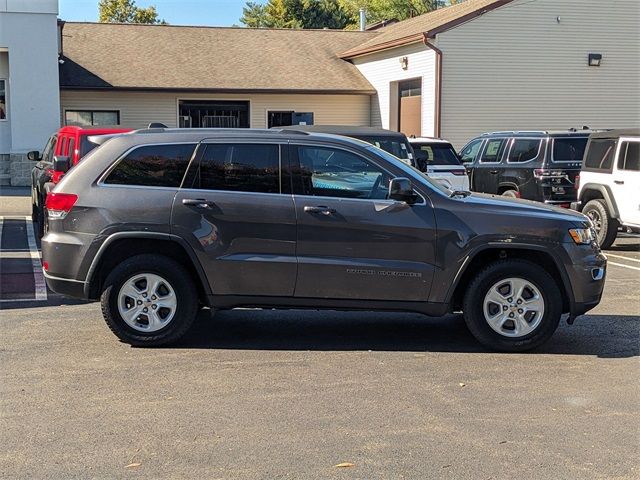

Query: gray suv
[42,128,606,352]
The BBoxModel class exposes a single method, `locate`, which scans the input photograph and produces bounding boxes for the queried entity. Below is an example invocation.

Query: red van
[30,126,131,237]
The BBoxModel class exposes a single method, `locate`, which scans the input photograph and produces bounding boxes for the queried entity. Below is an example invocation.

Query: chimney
[359,8,366,31]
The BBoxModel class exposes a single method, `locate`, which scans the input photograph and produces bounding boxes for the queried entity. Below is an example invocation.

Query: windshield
[412,142,461,170]
[552,137,588,163]
[365,145,450,195]
[352,135,412,161]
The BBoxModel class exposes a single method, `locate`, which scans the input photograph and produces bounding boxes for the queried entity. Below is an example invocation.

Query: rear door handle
[182,198,215,209]
[489,170,499,174]
[304,205,336,215]
[614,180,624,185]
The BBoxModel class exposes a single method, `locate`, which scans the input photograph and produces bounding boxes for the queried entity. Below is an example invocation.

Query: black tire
[583,199,618,249]
[100,254,198,346]
[501,189,519,198]
[462,259,562,352]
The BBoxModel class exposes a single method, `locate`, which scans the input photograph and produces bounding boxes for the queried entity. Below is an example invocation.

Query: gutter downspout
[422,33,442,138]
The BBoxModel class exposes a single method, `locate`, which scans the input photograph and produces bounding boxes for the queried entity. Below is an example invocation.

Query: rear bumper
[570,201,582,212]
[43,271,87,299]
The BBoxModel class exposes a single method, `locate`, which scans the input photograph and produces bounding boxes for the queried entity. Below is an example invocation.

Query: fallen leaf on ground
[459,382,466,387]
[335,462,355,468]
[125,463,141,469]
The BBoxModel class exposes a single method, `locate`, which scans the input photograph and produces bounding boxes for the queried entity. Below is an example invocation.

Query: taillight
[43,261,49,272]
[574,174,580,190]
[51,171,65,184]
[451,169,468,176]
[46,168,54,177]
[45,192,78,219]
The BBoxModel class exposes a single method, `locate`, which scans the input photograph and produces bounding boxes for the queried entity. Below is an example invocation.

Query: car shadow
[175,309,639,359]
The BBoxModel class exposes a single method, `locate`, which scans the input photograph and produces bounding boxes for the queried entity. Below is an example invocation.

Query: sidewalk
[0,187,31,216]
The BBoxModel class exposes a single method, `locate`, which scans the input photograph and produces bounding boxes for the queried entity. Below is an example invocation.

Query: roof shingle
[60,22,378,93]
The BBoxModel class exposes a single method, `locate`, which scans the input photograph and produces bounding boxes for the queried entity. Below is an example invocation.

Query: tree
[240,0,352,29]
[98,0,166,24]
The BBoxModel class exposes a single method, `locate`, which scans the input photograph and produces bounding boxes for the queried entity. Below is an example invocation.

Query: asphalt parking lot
[1,190,638,479]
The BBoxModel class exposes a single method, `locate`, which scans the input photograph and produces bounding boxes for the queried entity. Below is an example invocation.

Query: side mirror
[53,155,71,173]
[389,177,417,204]
[27,150,40,161]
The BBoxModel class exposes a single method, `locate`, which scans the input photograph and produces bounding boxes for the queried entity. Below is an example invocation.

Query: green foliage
[98,0,166,24]
[240,0,353,29]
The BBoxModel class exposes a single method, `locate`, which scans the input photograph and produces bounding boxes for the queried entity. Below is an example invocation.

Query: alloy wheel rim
[117,273,177,332]
[482,277,545,338]
[586,209,602,233]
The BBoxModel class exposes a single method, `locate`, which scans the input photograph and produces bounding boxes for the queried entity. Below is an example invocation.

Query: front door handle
[614,180,624,185]
[304,205,336,215]
[489,170,499,174]
[182,198,215,209]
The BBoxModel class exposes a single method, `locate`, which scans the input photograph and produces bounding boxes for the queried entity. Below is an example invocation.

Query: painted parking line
[608,261,640,272]
[606,253,640,264]
[0,215,48,303]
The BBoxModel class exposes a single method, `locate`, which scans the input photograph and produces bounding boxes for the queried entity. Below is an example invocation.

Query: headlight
[569,228,594,245]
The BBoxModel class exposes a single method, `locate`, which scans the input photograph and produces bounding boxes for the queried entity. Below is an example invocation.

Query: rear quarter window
[552,137,588,163]
[105,144,196,187]
[413,143,461,169]
[508,139,542,163]
[583,139,616,172]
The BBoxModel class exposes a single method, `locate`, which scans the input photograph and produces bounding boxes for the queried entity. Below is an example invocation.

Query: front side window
[552,137,588,163]
[294,146,390,200]
[584,139,616,171]
[618,141,640,172]
[459,139,483,164]
[65,110,120,126]
[508,139,542,163]
[196,144,280,193]
[480,139,507,163]
[0,79,6,120]
[413,143,461,169]
[42,135,58,163]
[105,144,196,187]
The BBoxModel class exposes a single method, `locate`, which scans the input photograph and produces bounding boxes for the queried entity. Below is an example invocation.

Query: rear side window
[196,144,280,193]
[353,135,410,161]
[552,137,587,162]
[583,139,616,171]
[80,136,99,158]
[508,139,541,163]
[480,139,507,163]
[105,144,196,187]
[413,143,461,169]
[618,141,640,171]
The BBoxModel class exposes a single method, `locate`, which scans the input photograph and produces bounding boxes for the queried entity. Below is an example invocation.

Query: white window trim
[63,109,121,126]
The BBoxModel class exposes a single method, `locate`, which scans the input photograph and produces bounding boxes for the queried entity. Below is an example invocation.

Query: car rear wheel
[583,199,618,249]
[100,254,198,346]
[501,189,519,198]
[462,259,562,352]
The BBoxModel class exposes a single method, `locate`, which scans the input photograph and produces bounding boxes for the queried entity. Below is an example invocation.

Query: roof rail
[278,129,311,135]
[482,130,548,135]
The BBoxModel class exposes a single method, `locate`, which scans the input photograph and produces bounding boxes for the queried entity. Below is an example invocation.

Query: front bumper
[563,247,607,319]
[570,201,582,212]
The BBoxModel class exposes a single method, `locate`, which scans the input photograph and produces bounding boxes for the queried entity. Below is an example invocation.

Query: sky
[59,0,255,26]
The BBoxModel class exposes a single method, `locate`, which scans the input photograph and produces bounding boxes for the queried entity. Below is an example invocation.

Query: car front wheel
[100,254,198,346]
[463,259,562,352]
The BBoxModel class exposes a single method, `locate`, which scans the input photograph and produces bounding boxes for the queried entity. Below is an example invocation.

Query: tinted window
[198,144,280,193]
[619,141,640,172]
[80,137,99,158]
[295,146,389,199]
[67,138,76,159]
[508,139,542,163]
[459,139,483,164]
[584,139,616,171]
[413,143,461,169]
[553,137,587,162]
[480,139,507,163]
[105,144,196,187]
[43,135,57,163]
[352,135,410,161]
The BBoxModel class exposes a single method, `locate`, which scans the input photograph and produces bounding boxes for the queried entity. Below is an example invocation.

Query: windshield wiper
[449,190,472,198]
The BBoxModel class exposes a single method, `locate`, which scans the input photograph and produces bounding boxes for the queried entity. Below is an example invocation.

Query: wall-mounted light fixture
[399,56,408,70]
[588,53,602,67]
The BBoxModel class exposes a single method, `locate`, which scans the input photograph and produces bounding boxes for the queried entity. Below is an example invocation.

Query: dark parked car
[43,128,605,352]
[282,125,416,167]
[460,130,591,207]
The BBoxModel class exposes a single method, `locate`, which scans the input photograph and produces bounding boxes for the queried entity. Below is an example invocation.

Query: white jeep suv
[572,129,640,248]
